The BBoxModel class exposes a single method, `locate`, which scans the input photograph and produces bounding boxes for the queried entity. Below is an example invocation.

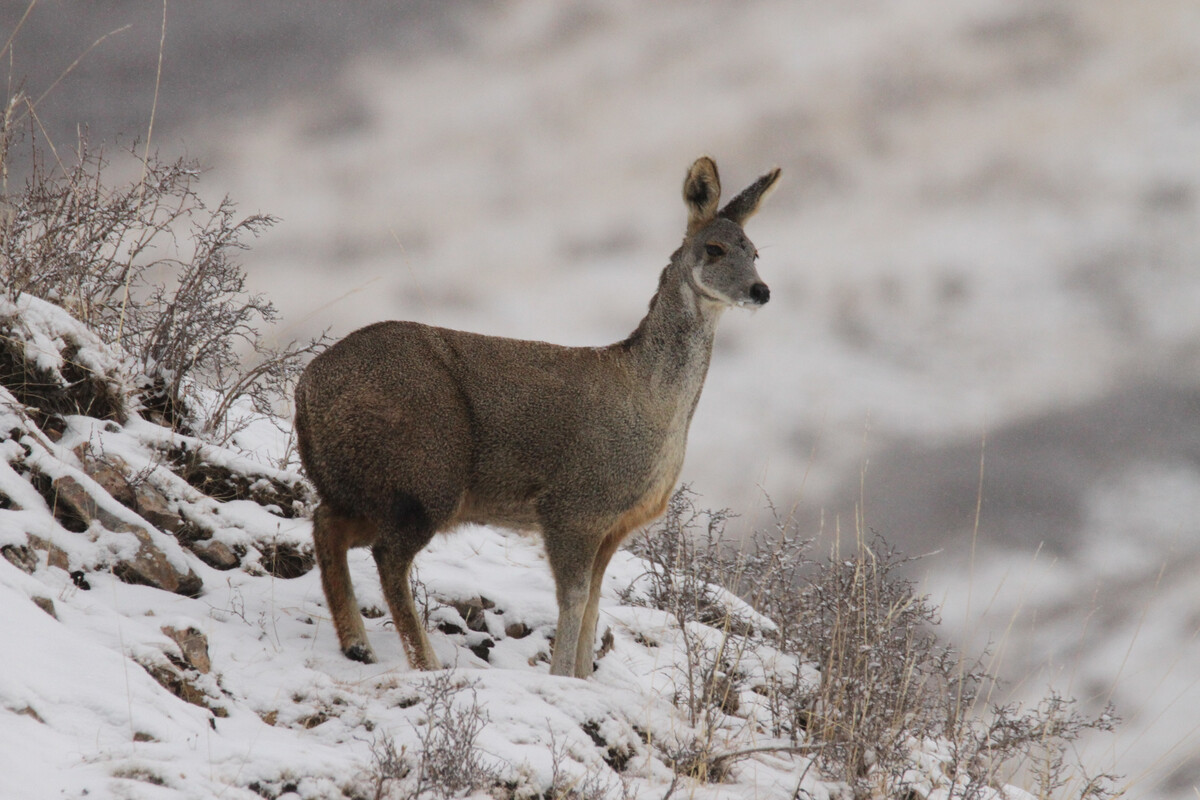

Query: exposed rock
[1,543,37,574]
[29,535,69,571]
[34,470,88,533]
[49,475,202,597]
[436,619,466,636]
[166,444,311,518]
[74,448,136,508]
[597,626,615,660]
[187,539,240,571]
[31,596,57,618]
[451,596,494,633]
[111,531,204,597]
[47,474,116,530]
[74,448,185,533]
[467,634,494,661]
[162,625,212,674]
[504,621,532,639]
[133,484,185,534]
[140,660,226,717]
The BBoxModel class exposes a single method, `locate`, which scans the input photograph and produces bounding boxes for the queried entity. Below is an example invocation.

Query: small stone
[133,485,184,534]
[140,660,225,716]
[111,525,204,597]
[162,625,212,674]
[504,621,532,639]
[28,535,69,571]
[596,626,615,659]
[468,636,494,661]
[31,596,57,618]
[450,597,492,633]
[1,543,37,574]
[46,474,102,522]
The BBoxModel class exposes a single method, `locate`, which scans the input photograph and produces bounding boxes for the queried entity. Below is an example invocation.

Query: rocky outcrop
[45,474,203,597]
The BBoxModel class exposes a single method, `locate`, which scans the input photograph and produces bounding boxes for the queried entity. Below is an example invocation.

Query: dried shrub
[545,727,631,800]
[0,101,328,443]
[625,488,1121,799]
[621,487,752,777]
[0,320,125,428]
[258,540,315,580]
[794,533,965,788]
[410,672,501,799]
[361,671,502,800]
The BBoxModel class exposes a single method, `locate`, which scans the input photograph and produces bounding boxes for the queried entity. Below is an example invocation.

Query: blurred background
[6,1,1199,795]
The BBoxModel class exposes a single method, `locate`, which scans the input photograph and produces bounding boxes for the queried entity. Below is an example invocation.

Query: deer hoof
[344,643,377,664]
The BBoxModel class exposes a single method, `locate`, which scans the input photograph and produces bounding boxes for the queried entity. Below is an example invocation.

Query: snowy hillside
[0,294,1112,799]
[0,293,808,798]
[6,0,1199,795]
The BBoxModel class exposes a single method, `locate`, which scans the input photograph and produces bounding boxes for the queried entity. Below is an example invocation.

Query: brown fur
[295,158,781,678]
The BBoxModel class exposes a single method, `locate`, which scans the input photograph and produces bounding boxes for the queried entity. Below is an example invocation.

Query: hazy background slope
[6,1,1200,795]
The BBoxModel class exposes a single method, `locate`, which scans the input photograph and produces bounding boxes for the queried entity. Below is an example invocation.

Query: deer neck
[622,256,725,398]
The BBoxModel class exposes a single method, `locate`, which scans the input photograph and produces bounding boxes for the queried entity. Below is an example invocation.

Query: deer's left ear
[719,167,781,226]
[683,157,722,235]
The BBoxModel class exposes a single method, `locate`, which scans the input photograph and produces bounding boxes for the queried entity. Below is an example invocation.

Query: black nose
[749,282,770,305]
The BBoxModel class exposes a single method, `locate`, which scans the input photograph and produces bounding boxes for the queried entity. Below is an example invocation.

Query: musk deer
[295,157,781,678]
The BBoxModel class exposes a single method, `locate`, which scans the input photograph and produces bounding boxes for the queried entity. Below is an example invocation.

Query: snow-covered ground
[7,0,1200,795]
[1,295,841,799]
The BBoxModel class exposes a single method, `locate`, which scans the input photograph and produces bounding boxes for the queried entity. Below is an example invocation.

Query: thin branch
[709,743,827,771]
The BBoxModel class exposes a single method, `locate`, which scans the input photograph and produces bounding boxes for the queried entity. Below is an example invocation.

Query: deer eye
[704,243,726,258]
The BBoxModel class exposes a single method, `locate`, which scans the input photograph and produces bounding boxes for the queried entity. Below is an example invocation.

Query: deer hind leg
[312,505,380,663]
[372,494,441,671]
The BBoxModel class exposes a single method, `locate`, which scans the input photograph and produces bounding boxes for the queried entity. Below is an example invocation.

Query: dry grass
[625,487,1122,800]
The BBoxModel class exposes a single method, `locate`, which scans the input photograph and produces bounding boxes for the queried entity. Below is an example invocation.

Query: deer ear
[683,157,721,235]
[718,167,781,226]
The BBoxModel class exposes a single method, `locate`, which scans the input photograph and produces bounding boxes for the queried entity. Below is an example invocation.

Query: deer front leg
[551,583,589,677]
[543,525,602,678]
[574,531,626,678]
